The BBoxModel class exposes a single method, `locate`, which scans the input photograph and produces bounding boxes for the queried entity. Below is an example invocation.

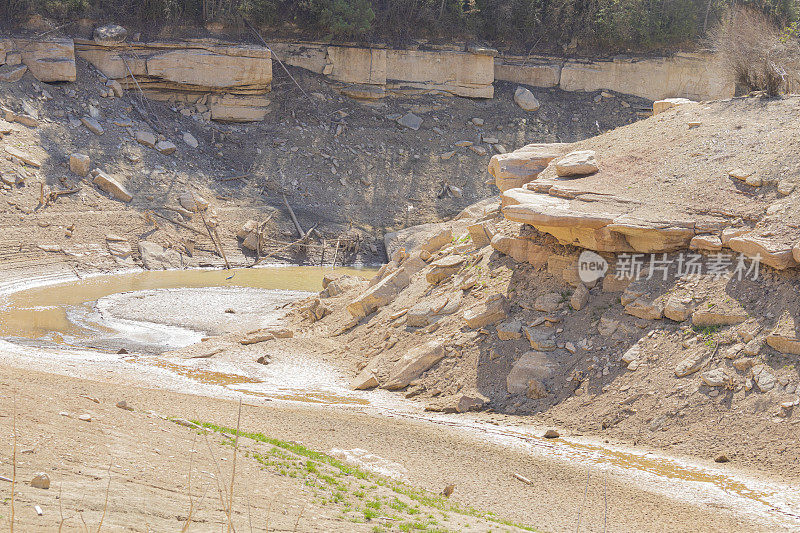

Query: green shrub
[312,0,375,38]
[2,0,799,52]
[237,0,279,24]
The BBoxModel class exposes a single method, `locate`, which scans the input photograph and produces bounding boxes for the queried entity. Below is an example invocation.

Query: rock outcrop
[75,38,272,122]
[488,143,571,191]
[0,38,77,83]
[495,97,800,269]
[0,38,76,82]
[269,42,494,99]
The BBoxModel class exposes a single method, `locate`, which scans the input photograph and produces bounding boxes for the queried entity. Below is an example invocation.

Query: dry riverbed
[0,268,798,532]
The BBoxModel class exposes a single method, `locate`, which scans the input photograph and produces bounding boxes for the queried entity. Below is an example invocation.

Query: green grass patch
[194,420,537,532]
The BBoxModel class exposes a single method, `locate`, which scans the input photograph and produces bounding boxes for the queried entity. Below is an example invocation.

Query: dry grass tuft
[710,7,800,96]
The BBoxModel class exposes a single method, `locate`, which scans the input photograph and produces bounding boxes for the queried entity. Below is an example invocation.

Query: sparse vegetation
[711,6,800,96]
[2,0,799,52]
[194,421,537,532]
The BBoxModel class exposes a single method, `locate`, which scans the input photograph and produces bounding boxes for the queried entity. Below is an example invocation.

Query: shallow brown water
[0,266,372,341]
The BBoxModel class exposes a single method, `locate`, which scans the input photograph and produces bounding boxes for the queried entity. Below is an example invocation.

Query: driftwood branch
[250,223,318,267]
[217,174,249,182]
[513,473,533,485]
[51,187,80,198]
[150,210,206,236]
[194,195,230,270]
[331,236,341,270]
[282,193,305,239]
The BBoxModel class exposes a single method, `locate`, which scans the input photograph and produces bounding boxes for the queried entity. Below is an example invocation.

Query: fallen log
[194,192,230,270]
[218,174,249,182]
[283,193,305,239]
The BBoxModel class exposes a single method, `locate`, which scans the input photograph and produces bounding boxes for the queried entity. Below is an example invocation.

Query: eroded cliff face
[3,23,738,127]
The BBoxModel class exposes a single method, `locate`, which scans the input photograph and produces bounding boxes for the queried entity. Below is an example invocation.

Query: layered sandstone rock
[0,38,76,82]
[384,341,446,389]
[75,39,271,122]
[653,97,695,115]
[494,52,733,101]
[487,143,571,191]
[494,97,800,269]
[268,42,494,98]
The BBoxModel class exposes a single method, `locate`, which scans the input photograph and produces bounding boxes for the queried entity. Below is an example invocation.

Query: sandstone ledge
[75,39,272,122]
[494,97,800,270]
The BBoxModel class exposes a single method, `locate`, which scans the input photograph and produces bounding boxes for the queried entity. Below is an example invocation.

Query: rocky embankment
[281,95,800,474]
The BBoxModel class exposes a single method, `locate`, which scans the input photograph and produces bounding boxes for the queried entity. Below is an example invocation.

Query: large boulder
[93,24,128,44]
[674,347,709,377]
[93,170,132,202]
[454,196,501,220]
[426,255,465,284]
[507,351,554,397]
[692,306,748,327]
[653,97,694,115]
[554,150,598,177]
[351,368,380,390]
[384,223,454,260]
[347,269,410,318]
[69,153,91,176]
[178,191,208,212]
[320,274,368,298]
[463,294,506,328]
[0,65,27,83]
[135,130,157,148]
[383,341,446,389]
[514,86,540,111]
[766,312,800,355]
[139,241,183,270]
[406,293,461,327]
[523,327,556,351]
[467,221,496,247]
[488,143,571,191]
[490,234,550,267]
[397,112,423,130]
